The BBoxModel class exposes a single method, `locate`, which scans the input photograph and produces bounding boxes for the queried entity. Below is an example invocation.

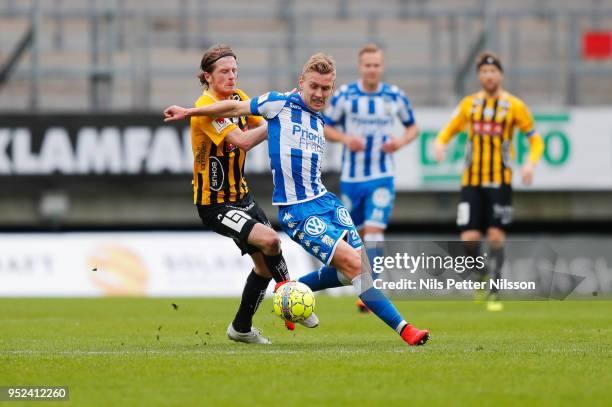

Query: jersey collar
[357,80,383,95]
[293,92,325,120]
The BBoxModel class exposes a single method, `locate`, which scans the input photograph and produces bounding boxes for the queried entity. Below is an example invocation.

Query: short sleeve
[514,98,536,136]
[193,115,238,146]
[324,87,347,126]
[436,96,471,144]
[247,115,263,128]
[234,89,264,128]
[250,91,287,119]
[396,89,416,127]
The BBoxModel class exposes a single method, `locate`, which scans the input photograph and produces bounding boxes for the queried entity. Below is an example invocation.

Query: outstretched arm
[225,122,269,152]
[164,100,252,122]
[434,98,469,162]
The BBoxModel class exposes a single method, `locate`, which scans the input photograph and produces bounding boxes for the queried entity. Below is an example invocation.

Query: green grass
[1,297,610,406]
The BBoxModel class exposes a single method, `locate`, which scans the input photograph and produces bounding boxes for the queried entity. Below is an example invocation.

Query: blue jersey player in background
[164,53,429,346]
[324,44,419,312]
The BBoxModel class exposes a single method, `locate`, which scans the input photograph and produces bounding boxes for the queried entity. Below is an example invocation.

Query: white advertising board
[0,232,315,297]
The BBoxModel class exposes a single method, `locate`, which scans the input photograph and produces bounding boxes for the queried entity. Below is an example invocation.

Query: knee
[487,228,505,248]
[261,232,281,256]
[340,250,362,280]
[461,230,482,242]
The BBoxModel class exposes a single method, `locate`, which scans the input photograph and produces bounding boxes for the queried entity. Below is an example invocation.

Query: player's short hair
[301,53,336,78]
[198,44,237,88]
[476,52,503,72]
[358,43,383,59]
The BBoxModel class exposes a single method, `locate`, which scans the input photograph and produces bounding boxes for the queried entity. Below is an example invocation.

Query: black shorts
[197,194,272,256]
[457,185,512,232]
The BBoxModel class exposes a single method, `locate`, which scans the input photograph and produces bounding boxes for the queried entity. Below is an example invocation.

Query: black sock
[232,270,272,333]
[263,251,290,283]
[463,241,486,282]
[488,246,504,294]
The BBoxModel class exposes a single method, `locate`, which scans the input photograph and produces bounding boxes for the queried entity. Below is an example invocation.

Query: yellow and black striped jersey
[436,90,544,187]
[191,89,263,205]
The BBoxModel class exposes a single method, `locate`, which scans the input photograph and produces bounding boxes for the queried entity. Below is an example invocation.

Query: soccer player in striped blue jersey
[324,44,419,312]
[164,53,429,346]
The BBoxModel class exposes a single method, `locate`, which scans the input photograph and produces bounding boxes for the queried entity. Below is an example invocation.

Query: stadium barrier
[0,232,314,297]
[0,232,610,297]
[1,108,611,190]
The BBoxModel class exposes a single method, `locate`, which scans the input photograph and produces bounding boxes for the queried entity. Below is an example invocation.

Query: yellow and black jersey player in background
[434,52,544,311]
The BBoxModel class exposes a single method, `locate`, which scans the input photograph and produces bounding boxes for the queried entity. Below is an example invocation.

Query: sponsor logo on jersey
[212,118,232,134]
[472,121,503,135]
[372,187,392,207]
[209,156,224,191]
[336,207,353,227]
[321,235,335,247]
[294,124,325,153]
[304,216,327,236]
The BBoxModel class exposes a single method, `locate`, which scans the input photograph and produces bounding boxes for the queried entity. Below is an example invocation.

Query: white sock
[395,320,408,335]
[364,232,384,242]
[351,273,373,296]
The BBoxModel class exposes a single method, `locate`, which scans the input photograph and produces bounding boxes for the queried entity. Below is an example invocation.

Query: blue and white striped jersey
[325,81,416,182]
[250,91,327,205]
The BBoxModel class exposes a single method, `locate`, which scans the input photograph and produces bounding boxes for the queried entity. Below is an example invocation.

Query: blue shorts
[340,177,396,230]
[278,192,363,265]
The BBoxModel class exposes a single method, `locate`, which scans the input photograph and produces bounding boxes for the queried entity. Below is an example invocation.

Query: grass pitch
[1,297,610,406]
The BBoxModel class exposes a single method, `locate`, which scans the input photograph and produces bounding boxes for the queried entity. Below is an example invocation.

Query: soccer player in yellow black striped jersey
[186,44,317,343]
[434,52,544,311]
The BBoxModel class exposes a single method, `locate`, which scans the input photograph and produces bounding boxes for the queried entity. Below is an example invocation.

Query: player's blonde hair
[358,43,383,60]
[301,53,336,78]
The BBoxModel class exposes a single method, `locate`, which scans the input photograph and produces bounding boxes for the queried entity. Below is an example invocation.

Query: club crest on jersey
[336,207,353,227]
[483,107,496,120]
[304,216,327,236]
[384,103,393,115]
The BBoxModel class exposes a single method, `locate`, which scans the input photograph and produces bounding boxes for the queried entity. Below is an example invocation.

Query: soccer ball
[273,281,315,323]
